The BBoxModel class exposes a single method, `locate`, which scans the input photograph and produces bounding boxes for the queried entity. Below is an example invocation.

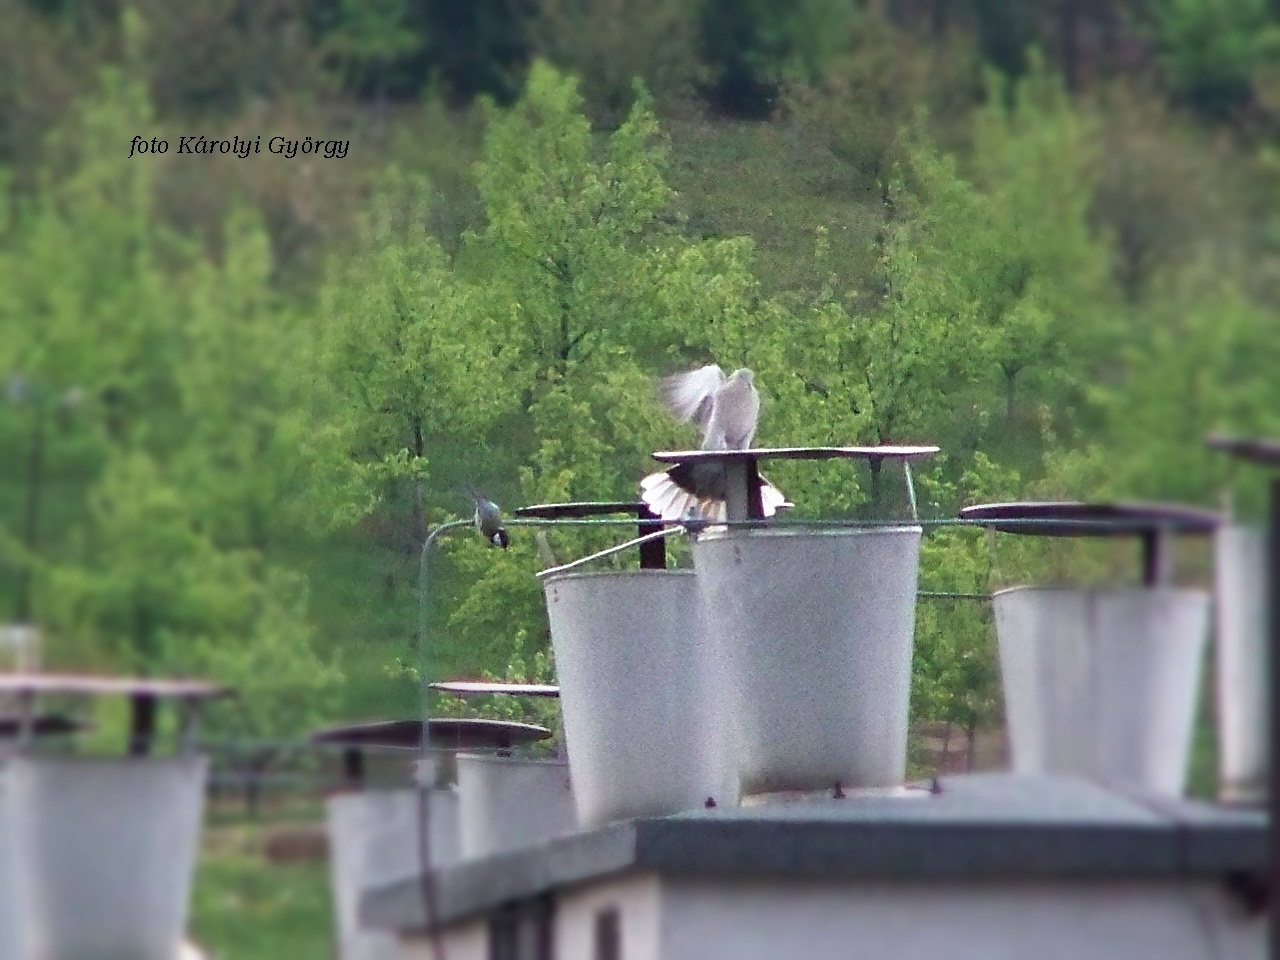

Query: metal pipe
[903,460,919,521]
[1140,530,1175,587]
[128,694,157,757]
[636,504,667,570]
[536,527,687,581]
[503,515,1206,533]
[416,519,472,760]
[1269,477,1279,959]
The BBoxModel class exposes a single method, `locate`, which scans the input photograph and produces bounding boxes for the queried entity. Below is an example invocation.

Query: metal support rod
[1269,477,1279,960]
[177,699,202,755]
[637,504,666,570]
[342,747,365,788]
[746,458,765,520]
[417,519,473,759]
[16,690,34,753]
[723,460,749,523]
[128,693,157,757]
[1140,530,1174,587]
[903,460,919,521]
[502,515,1194,533]
[722,458,765,523]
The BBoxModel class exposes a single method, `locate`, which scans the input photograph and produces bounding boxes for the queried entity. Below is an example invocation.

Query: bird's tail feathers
[640,470,786,524]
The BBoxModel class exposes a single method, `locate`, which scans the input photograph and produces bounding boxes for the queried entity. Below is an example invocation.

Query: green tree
[1090,268,1280,510]
[698,0,858,116]
[414,0,535,107]
[966,66,1114,430]
[1144,0,1280,119]
[322,0,421,103]
[0,68,339,738]
[529,0,699,126]
[441,64,747,665]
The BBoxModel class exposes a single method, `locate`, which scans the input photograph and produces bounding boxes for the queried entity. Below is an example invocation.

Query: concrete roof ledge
[360,773,1269,934]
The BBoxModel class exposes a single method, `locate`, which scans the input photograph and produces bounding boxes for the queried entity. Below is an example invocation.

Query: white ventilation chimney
[544,569,733,828]
[1214,524,1269,804]
[692,525,923,796]
[963,501,1218,797]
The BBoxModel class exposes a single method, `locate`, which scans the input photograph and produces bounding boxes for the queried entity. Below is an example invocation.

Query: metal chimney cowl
[1214,524,1270,804]
[327,787,460,960]
[456,752,577,859]
[543,569,734,830]
[4,754,208,960]
[692,525,923,797]
[994,585,1210,796]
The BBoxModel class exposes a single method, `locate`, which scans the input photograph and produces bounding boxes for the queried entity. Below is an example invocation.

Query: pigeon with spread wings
[640,365,788,522]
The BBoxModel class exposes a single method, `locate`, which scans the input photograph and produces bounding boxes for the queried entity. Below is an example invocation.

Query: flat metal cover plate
[959,501,1220,537]
[1206,435,1280,467]
[431,681,560,698]
[652,445,940,464]
[311,717,553,749]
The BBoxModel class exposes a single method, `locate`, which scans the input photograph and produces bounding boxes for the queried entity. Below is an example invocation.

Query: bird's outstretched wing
[640,467,788,523]
[660,365,725,433]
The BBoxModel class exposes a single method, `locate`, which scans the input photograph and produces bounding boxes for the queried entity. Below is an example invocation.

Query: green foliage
[529,0,700,126]
[321,0,421,98]
[0,69,339,738]
[965,65,1115,428]
[413,0,535,107]
[130,0,322,117]
[3,4,1275,758]
[909,455,1017,729]
[784,15,981,194]
[698,0,858,116]
[1091,91,1247,301]
[191,830,332,960]
[1090,267,1280,511]
[1145,0,1280,118]
[968,0,1041,80]
[318,167,509,536]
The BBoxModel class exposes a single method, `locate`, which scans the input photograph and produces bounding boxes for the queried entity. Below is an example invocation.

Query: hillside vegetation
[1,0,1277,744]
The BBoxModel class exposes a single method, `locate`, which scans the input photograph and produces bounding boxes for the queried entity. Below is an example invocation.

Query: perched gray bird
[466,486,509,548]
[640,365,787,522]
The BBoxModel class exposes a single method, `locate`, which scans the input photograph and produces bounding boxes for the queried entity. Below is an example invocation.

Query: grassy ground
[190,811,334,960]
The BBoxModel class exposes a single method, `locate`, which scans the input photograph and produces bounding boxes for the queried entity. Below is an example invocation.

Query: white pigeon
[640,365,788,522]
